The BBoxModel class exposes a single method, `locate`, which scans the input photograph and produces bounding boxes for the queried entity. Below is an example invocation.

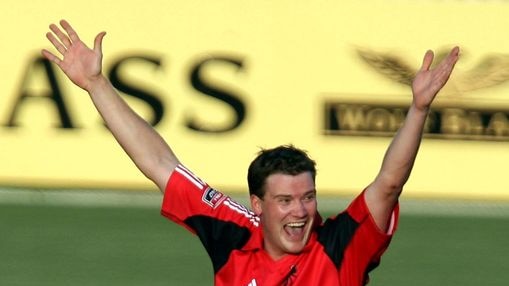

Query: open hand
[412,46,460,110]
[41,20,106,91]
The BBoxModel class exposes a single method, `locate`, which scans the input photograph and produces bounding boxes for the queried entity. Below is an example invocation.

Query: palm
[42,20,105,91]
[59,40,102,89]
[411,47,459,110]
[412,68,445,108]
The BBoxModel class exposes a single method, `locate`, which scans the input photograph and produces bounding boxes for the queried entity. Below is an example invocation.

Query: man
[42,20,459,285]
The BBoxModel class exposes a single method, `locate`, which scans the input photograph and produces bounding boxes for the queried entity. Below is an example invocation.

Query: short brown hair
[247,145,317,199]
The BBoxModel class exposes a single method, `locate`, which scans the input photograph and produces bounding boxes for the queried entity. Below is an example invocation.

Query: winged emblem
[356,48,509,94]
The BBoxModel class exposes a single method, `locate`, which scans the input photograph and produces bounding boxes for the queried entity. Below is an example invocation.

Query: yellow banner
[2,0,509,200]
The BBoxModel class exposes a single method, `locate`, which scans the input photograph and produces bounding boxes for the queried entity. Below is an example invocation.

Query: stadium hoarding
[2,0,509,200]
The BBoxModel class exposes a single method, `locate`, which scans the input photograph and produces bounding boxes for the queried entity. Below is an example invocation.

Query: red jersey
[161,164,399,286]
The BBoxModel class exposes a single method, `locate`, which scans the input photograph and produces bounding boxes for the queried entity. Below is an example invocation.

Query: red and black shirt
[161,164,399,286]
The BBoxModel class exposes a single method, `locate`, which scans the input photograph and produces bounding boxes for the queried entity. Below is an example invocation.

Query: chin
[282,241,307,254]
[287,246,305,254]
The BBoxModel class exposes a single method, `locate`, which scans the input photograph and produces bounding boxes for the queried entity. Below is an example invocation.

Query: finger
[420,50,434,71]
[41,49,62,66]
[447,46,460,66]
[437,46,460,75]
[93,31,106,54]
[46,32,67,55]
[60,19,81,43]
[451,46,460,57]
[49,23,72,49]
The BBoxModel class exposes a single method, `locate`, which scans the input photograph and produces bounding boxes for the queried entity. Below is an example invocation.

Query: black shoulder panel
[184,215,252,273]
[317,212,359,268]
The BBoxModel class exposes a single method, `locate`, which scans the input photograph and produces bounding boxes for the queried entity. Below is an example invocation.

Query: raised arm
[365,47,460,231]
[41,20,178,192]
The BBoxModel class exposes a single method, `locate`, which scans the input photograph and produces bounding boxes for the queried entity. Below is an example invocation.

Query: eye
[303,193,316,202]
[278,197,291,205]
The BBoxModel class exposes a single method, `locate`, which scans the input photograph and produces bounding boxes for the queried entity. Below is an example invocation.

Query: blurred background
[1,1,509,285]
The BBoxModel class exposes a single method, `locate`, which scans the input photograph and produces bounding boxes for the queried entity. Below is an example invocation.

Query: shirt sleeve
[318,190,399,285]
[160,164,260,273]
[160,164,260,232]
[345,191,399,284]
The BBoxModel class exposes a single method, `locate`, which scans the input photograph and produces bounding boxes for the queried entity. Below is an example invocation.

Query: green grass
[1,203,508,285]
[371,214,509,286]
[0,204,212,286]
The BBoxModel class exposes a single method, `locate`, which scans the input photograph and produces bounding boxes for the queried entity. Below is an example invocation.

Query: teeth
[286,222,305,228]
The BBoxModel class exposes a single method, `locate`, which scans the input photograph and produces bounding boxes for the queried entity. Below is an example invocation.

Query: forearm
[376,103,429,192]
[87,76,178,191]
[365,47,458,231]
[364,103,428,231]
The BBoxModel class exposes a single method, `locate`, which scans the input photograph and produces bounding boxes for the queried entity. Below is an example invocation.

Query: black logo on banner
[323,48,509,141]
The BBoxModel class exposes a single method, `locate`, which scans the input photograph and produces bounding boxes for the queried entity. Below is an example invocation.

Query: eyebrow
[273,194,292,200]
[272,190,316,199]
[306,189,317,195]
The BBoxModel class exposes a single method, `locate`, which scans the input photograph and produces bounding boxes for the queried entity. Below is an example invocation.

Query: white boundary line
[1,188,509,218]
[0,188,162,208]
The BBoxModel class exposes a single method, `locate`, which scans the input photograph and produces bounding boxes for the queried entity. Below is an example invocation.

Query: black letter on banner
[188,56,246,133]
[6,57,76,128]
[108,55,165,126]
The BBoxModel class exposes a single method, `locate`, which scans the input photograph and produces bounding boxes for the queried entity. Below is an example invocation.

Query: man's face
[251,172,317,260]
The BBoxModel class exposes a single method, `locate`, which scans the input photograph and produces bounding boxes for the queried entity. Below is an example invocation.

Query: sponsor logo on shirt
[202,187,225,208]
[247,278,257,286]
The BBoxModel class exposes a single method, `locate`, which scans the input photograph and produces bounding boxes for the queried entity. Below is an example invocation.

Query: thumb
[93,31,107,54]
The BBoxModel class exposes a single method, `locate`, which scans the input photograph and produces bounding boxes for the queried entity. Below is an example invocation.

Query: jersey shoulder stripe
[175,164,205,189]
[224,198,260,227]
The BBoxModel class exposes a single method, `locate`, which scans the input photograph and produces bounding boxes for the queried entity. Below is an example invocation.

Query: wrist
[410,103,430,115]
[86,74,109,94]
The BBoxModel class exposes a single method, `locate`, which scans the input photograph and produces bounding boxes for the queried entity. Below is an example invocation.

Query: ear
[250,194,263,216]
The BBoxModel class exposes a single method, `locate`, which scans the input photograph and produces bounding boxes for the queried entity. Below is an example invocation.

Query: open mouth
[284,222,306,239]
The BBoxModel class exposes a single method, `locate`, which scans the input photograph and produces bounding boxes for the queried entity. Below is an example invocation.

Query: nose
[292,200,308,218]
